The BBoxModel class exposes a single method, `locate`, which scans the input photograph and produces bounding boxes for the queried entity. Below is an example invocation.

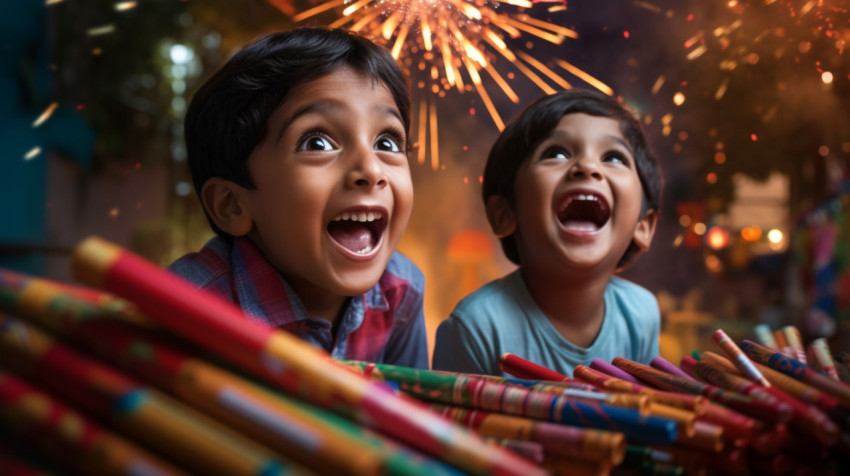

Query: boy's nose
[567,156,603,180]
[347,147,388,189]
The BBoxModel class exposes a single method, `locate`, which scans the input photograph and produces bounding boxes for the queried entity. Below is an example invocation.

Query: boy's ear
[201,178,253,237]
[632,209,659,252]
[486,195,517,238]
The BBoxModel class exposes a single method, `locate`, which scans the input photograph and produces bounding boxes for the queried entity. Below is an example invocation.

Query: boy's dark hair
[482,89,663,268]
[185,27,411,237]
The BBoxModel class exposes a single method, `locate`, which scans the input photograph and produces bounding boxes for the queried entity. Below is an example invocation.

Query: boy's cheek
[391,173,414,220]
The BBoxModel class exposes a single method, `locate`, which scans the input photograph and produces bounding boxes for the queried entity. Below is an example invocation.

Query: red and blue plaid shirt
[168,236,428,368]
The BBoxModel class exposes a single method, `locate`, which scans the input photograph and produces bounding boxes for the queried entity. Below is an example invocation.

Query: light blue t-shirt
[432,270,660,377]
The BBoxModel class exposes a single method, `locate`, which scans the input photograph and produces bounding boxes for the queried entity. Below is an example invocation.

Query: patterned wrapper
[0,268,150,326]
[70,237,541,476]
[0,369,187,476]
[702,352,841,413]
[683,420,725,453]
[641,402,696,439]
[590,358,641,384]
[573,364,706,413]
[431,404,626,465]
[682,356,779,404]
[831,353,850,384]
[458,372,599,393]
[685,356,838,447]
[531,384,651,413]
[650,356,696,382]
[810,338,840,381]
[695,401,759,443]
[830,352,850,384]
[498,353,574,382]
[552,365,711,446]
[780,326,807,364]
[0,269,452,476]
[430,365,649,413]
[492,355,649,411]
[700,351,850,428]
[346,361,678,445]
[740,340,850,409]
[0,314,304,476]
[712,329,771,387]
[612,357,791,424]
[483,438,544,463]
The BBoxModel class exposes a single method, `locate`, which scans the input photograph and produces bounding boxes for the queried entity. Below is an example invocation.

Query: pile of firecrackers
[0,236,849,476]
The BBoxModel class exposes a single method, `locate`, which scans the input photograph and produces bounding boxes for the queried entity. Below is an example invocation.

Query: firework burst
[276,0,613,169]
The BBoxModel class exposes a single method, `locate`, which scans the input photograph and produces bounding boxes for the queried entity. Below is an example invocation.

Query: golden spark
[24,147,42,161]
[32,102,58,128]
[283,0,613,169]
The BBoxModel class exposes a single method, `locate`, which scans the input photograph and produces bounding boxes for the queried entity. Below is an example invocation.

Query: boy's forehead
[536,114,632,148]
[268,69,402,135]
[286,67,392,102]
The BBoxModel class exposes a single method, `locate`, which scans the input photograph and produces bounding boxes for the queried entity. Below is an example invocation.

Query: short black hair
[482,89,663,268]
[185,27,411,237]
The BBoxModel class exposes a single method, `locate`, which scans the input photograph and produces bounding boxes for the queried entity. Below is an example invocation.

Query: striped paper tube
[612,357,791,424]
[431,404,627,465]
[740,340,850,409]
[712,329,771,387]
[700,351,850,427]
[0,369,188,476]
[498,353,573,382]
[0,315,305,476]
[651,355,697,382]
[685,356,838,447]
[0,268,450,476]
[345,360,678,445]
[70,237,541,476]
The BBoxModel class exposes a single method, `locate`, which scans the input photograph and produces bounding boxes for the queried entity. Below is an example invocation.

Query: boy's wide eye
[541,146,569,161]
[297,134,335,151]
[375,136,402,153]
[603,152,629,165]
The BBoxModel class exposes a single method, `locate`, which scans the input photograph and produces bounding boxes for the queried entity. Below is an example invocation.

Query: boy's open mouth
[557,192,611,232]
[327,209,387,255]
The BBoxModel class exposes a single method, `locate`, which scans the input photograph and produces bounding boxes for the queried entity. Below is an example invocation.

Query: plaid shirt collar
[229,237,389,329]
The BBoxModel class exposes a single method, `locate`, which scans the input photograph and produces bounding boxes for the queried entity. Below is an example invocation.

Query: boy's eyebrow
[275,102,404,143]
[605,135,635,154]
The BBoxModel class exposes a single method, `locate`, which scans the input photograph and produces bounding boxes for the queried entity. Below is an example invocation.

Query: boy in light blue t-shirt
[433,90,663,377]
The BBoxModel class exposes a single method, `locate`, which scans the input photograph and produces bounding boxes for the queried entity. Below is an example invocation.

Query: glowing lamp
[740,226,762,242]
[169,44,193,65]
[706,226,730,250]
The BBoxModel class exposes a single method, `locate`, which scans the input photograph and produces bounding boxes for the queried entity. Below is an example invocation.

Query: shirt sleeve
[432,314,497,375]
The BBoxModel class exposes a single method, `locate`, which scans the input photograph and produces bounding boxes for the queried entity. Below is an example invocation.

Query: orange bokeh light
[740,226,762,242]
[706,226,730,249]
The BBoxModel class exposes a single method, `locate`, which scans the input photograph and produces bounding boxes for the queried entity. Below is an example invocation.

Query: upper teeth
[333,211,382,222]
[576,194,598,201]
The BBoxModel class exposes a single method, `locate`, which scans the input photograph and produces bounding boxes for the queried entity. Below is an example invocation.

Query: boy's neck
[286,277,349,325]
[520,267,609,348]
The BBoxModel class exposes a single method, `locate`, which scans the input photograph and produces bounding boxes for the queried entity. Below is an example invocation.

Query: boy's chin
[333,267,388,296]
